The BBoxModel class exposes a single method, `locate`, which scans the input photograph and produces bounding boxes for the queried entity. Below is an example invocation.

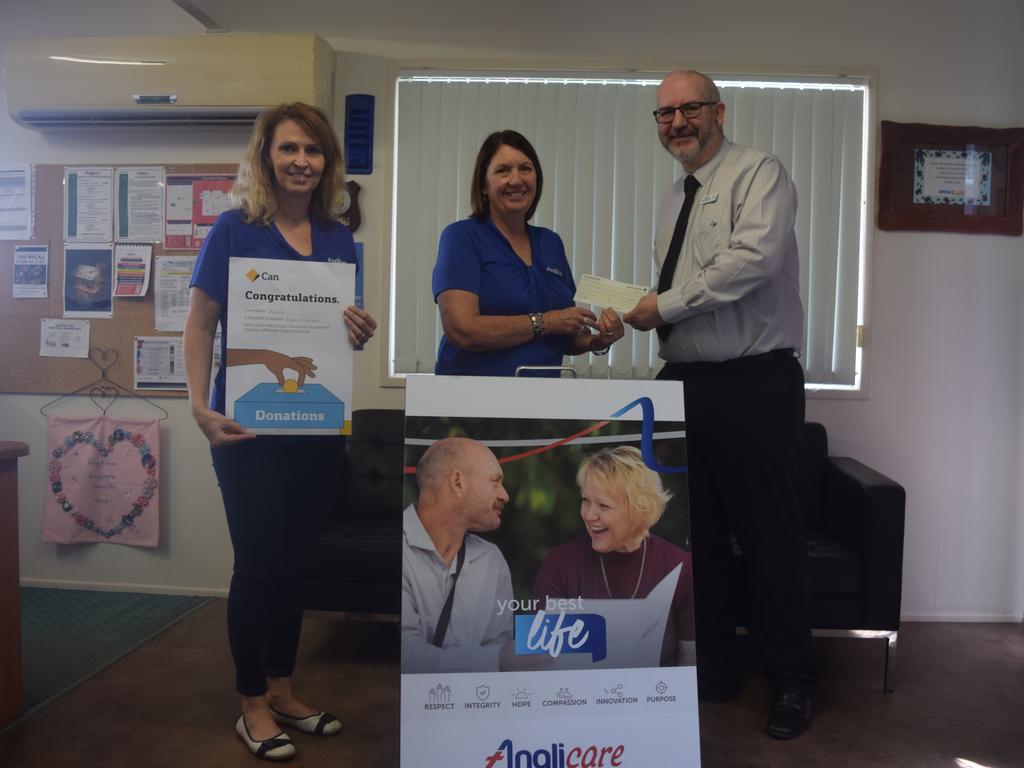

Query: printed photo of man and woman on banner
[400,377,701,767]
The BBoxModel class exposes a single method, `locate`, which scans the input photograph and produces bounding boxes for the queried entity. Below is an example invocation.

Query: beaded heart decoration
[47,427,158,539]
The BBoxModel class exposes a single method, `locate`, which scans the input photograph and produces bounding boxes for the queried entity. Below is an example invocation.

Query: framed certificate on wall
[878,120,1024,235]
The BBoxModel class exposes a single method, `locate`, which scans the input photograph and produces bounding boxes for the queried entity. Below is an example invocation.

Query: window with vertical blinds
[389,72,869,387]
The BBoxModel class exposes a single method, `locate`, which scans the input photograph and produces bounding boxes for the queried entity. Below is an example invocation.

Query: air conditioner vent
[5,35,335,131]
[17,109,262,129]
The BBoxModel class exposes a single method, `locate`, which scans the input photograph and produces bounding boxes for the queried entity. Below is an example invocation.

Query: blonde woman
[532,446,695,665]
[184,103,376,761]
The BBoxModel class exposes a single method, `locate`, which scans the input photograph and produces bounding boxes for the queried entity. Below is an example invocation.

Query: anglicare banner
[401,376,701,767]
[226,257,355,435]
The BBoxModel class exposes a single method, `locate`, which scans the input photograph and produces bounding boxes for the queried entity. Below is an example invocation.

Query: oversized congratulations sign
[226,257,355,435]
[42,416,160,548]
[401,376,700,767]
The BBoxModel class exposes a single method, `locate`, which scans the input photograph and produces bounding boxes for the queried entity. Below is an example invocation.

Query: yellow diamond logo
[246,268,259,282]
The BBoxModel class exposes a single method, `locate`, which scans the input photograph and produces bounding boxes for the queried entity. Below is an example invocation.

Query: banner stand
[400,376,701,767]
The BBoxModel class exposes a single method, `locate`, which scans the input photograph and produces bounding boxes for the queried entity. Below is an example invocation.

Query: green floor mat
[18,587,211,716]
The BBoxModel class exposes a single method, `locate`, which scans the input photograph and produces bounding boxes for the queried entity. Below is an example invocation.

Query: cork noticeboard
[0,163,236,396]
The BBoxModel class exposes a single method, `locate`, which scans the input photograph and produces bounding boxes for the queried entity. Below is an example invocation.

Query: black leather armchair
[304,409,405,615]
[732,421,907,691]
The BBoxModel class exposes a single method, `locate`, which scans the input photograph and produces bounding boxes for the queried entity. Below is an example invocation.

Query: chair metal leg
[809,628,899,693]
[884,630,897,693]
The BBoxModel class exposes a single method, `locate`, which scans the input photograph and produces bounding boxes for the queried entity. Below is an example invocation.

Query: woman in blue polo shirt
[184,103,376,761]
[432,130,624,376]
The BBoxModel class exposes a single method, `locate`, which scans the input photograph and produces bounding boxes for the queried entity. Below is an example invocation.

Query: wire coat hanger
[39,347,169,420]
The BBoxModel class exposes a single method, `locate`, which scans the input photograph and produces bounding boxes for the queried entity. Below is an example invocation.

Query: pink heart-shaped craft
[47,425,158,539]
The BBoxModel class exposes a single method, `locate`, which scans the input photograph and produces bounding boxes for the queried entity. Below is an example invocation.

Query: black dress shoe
[767,689,812,740]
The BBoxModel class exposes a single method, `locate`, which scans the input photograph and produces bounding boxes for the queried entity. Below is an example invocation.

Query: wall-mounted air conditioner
[3,35,335,130]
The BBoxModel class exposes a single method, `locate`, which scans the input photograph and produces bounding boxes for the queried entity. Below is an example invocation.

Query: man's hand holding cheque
[623,292,664,332]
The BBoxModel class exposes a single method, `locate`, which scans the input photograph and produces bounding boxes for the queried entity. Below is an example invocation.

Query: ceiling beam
[170,0,226,32]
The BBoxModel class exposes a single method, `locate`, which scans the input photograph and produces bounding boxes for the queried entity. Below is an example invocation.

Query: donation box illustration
[234,382,346,431]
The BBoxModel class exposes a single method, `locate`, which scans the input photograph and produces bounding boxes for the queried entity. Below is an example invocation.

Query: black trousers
[659,350,818,690]
[211,436,345,696]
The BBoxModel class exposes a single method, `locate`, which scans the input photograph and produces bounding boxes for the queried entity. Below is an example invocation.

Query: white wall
[1,0,1022,618]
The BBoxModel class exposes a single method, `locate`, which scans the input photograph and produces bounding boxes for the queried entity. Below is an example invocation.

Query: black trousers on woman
[659,350,818,692]
[211,435,345,696]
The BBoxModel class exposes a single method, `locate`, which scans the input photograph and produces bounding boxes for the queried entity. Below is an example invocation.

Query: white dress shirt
[401,504,513,673]
[655,139,805,363]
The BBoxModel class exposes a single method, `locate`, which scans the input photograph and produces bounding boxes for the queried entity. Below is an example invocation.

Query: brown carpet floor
[1,600,1021,767]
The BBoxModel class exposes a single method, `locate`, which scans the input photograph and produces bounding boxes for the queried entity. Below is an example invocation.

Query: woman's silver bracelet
[528,312,545,338]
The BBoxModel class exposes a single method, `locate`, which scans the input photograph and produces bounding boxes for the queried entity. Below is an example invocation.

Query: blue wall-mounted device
[344,94,375,175]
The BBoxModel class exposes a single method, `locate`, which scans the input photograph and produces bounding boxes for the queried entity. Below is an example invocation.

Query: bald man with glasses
[625,69,817,740]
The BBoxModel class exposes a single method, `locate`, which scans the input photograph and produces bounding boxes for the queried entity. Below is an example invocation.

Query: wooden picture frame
[878,120,1024,235]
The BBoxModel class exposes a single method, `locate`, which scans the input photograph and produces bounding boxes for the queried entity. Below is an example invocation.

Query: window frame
[379,62,878,399]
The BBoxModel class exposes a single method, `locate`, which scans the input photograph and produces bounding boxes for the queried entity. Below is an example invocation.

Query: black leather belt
[660,348,795,377]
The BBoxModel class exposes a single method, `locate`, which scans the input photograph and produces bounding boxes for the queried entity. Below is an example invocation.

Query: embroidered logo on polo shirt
[544,266,564,277]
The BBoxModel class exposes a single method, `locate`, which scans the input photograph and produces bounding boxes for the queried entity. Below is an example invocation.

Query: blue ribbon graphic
[610,396,687,474]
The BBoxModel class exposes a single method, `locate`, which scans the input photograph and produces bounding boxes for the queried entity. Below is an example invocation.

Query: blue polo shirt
[190,209,357,413]
[432,218,576,376]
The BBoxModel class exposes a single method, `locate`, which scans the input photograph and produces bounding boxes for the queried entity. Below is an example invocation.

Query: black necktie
[656,174,701,342]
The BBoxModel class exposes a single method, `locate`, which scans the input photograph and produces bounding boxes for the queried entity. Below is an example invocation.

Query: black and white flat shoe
[270,707,342,736]
[235,715,296,761]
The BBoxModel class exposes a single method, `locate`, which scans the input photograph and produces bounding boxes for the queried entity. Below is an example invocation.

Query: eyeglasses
[652,101,718,124]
